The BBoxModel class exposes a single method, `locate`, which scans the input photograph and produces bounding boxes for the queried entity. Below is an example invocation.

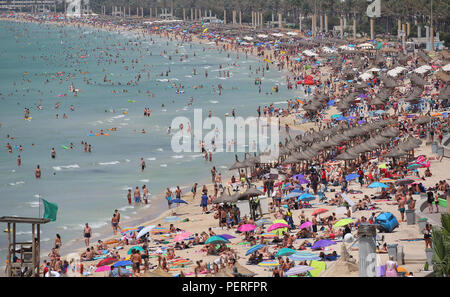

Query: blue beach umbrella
[368,182,389,188]
[345,173,359,182]
[245,244,266,256]
[286,192,302,199]
[299,193,315,202]
[113,260,132,268]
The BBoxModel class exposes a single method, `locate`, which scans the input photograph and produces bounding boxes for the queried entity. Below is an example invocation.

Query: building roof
[0,217,50,224]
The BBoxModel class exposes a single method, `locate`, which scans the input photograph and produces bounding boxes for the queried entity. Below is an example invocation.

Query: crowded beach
[1,9,450,278]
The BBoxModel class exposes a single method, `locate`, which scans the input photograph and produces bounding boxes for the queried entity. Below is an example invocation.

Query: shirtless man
[398,197,407,222]
[142,185,149,204]
[134,186,141,203]
[35,165,41,179]
[83,223,92,247]
[140,158,146,172]
[111,214,119,235]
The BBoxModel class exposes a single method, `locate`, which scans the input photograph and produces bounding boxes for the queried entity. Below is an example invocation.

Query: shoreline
[0,15,302,271]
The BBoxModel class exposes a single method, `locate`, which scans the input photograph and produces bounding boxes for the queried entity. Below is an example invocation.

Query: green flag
[42,199,58,221]
[376,42,383,50]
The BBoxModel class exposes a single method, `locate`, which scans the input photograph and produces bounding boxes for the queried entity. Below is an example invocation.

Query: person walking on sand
[384,256,398,277]
[422,223,432,248]
[17,155,21,166]
[191,182,198,199]
[114,209,122,232]
[201,192,208,213]
[83,223,92,247]
[398,196,406,222]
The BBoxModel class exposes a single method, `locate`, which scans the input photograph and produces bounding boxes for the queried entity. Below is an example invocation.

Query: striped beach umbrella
[258,260,280,267]
[245,244,266,256]
[285,265,314,276]
[289,253,322,261]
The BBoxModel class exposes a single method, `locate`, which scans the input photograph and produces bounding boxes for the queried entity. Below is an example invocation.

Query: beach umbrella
[285,265,315,276]
[127,246,144,255]
[395,179,414,186]
[121,227,137,234]
[379,178,395,183]
[245,244,266,256]
[96,258,116,267]
[312,209,328,216]
[213,193,239,204]
[275,248,298,257]
[95,266,111,273]
[136,225,156,239]
[311,239,337,250]
[407,164,421,170]
[238,188,264,200]
[205,236,229,244]
[297,178,310,184]
[260,233,277,238]
[255,218,272,226]
[289,254,322,261]
[333,218,354,227]
[300,221,313,229]
[151,227,169,234]
[345,173,359,181]
[267,223,289,232]
[113,260,133,268]
[257,260,280,267]
[217,234,236,240]
[272,219,288,225]
[299,193,316,202]
[286,192,302,199]
[368,182,389,188]
[174,232,192,242]
[237,224,257,232]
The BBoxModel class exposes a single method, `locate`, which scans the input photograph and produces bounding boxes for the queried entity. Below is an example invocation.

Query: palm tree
[432,214,450,277]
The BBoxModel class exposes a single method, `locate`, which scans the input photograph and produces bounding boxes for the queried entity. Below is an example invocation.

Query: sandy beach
[1,12,449,278]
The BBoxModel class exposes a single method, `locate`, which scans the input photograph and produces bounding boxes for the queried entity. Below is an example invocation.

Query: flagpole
[39,197,41,219]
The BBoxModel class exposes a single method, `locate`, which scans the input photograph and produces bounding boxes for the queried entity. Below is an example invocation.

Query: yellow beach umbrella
[333,218,354,228]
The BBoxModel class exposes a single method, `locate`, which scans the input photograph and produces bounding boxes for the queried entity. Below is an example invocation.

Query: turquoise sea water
[0,20,298,265]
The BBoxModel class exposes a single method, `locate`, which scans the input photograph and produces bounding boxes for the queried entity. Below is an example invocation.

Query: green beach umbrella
[275,248,297,257]
[333,218,354,228]
[205,236,229,245]
[127,246,144,255]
